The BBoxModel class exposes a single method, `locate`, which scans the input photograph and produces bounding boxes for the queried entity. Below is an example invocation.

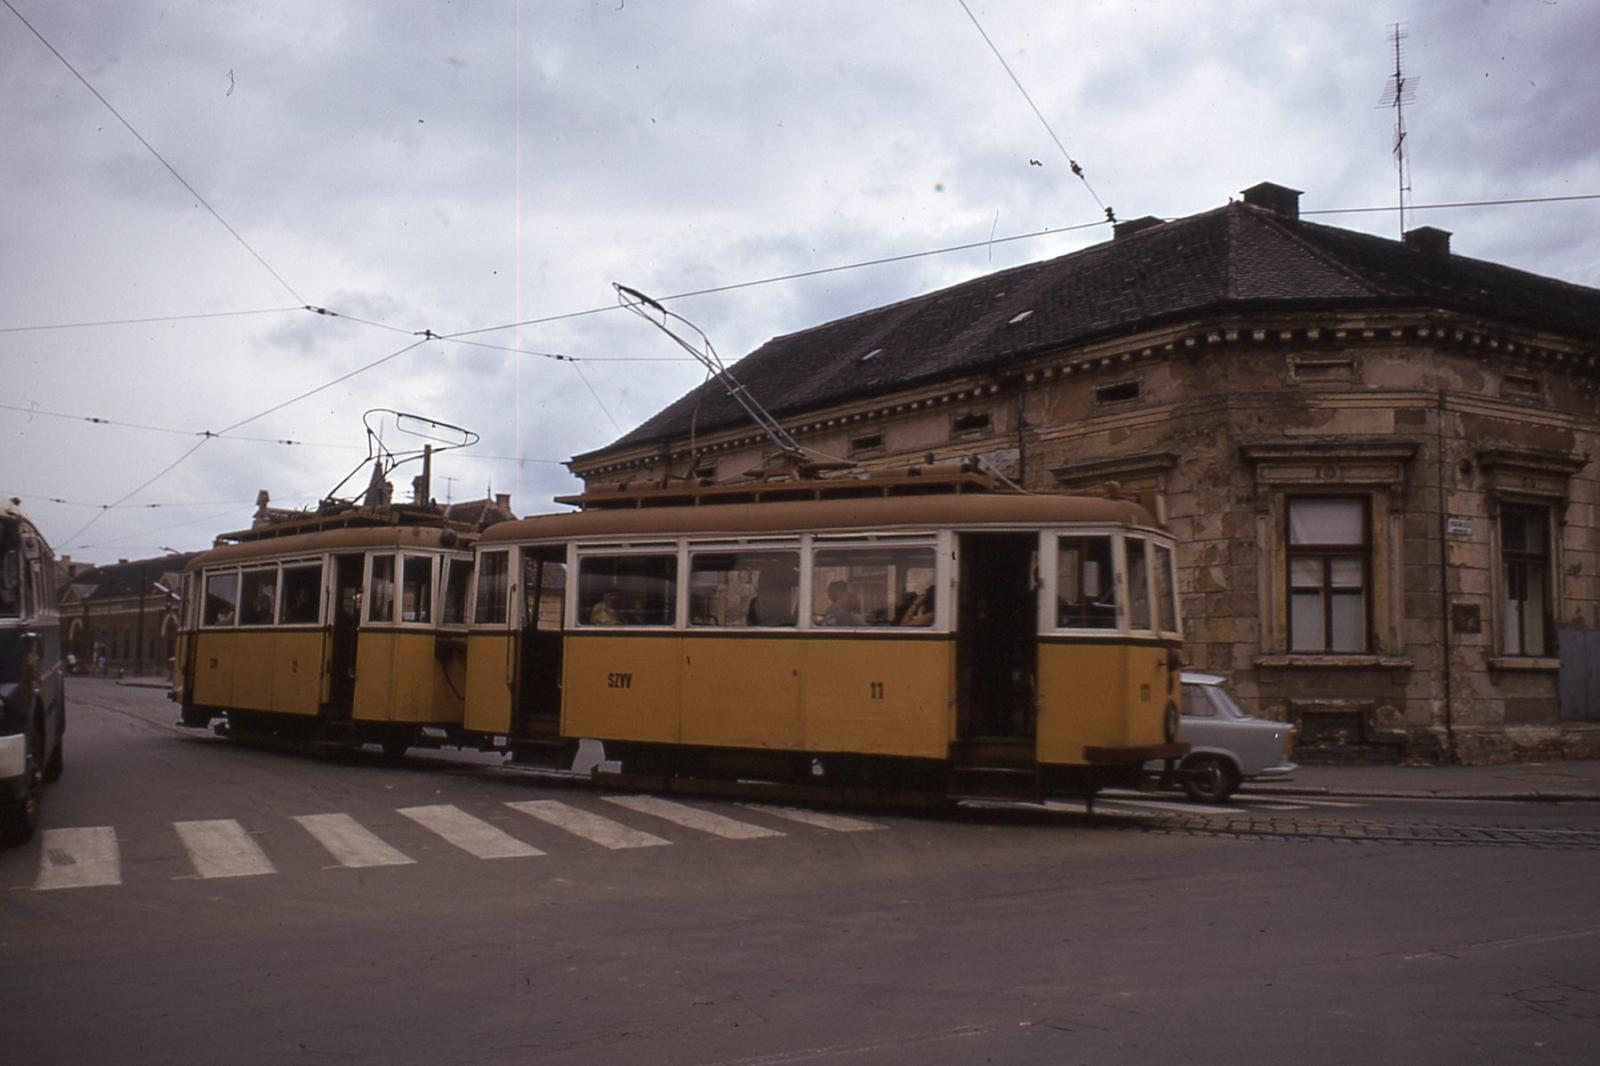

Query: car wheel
[1182,754,1240,803]
[1,728,42,847]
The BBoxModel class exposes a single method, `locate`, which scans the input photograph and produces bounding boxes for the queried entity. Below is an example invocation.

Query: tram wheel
[380,731,411,761]
[1181,754,1240,804]
[0,726,42,847]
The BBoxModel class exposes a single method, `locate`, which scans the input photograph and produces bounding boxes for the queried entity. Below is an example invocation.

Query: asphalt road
[4,680,1600,1065]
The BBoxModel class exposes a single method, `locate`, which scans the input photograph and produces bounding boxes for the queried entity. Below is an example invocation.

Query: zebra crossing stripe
[175,819,277,879]
[398,805,544,859]
[506,799,670,850]
[737,804,885,832]
[604,795,784,839]
[293,813,416,868]
[34,827,122,890]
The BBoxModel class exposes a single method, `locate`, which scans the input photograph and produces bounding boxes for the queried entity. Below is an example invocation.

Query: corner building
[572,183,1600,763]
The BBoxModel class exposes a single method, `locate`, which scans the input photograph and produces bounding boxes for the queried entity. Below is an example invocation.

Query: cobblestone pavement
[1141,814,1600,849]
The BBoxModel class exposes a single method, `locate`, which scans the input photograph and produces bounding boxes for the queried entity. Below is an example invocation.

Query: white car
[1167,672,1297,802]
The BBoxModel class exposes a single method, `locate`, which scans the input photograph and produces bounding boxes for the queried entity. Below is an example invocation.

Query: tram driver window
[400,555,433,623]
[1125,537,1151,631]
[368,555,396,624]
[689,551,799,627]
[1057,536,1116,629]
[811,546,936,627]
[578,554,678,627]
[203,571,239,627]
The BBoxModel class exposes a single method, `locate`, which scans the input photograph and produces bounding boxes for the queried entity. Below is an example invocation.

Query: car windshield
[1206,684,1251,718]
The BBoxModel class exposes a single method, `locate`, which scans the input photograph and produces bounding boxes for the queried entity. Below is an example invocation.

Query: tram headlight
[1163,699,1179,744]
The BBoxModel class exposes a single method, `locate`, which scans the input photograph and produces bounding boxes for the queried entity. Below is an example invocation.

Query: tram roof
[482,492,1158,544]
[185,523,469,570]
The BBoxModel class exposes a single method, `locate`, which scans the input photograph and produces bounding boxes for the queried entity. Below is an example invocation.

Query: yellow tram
[465,473,1187,800]
[174,505,479,755]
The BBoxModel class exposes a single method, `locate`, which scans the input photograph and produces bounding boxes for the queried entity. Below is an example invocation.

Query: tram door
[515,549,567,739]
[325,553,363,719]
[956,532,1038,742]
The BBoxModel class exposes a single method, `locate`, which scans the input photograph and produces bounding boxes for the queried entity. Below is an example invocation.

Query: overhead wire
[1,0,305,306]
[954,0,1113,221]
[1302,192,1600,216]
[441,217,1112,341]
[0,306,305,334]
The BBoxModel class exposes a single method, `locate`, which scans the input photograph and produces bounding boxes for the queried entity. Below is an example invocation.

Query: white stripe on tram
[175,819,277,879]
[293,813,416,868]
[505,799,670,850]
[737,804,886,833]
[34,827,122,890]
[603,796,785,840]
[397,805,545,859]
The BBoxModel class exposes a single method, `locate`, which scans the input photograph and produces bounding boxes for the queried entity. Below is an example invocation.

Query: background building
[571,182,1600,763]
[59,552,198,676]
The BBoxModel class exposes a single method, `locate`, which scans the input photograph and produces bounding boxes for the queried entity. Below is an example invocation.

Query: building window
[951,411,991,437]
[1500,505,1551,656]
[1093,380,1141,405]
[848,432,884,458]
[1287,497,1368,653]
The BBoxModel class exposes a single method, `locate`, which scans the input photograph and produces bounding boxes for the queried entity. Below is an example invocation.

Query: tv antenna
[1377,23,1418,237]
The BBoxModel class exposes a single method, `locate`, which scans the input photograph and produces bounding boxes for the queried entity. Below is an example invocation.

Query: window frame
[1285,495,1372,655]
[1498,503,1553,657]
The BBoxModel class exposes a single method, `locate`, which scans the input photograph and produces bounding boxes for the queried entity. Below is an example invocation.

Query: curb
[1245,784,1600,803]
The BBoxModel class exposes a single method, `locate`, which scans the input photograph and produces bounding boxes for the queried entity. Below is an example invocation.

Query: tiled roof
[587,200,1600,456]
[69,553,201,601]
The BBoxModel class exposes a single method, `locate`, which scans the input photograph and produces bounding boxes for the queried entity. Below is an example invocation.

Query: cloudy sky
[3,0,1597,564]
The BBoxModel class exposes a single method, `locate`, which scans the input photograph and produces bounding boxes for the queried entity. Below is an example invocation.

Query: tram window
[689,551,799,627]
[442,557,473,625]
[474,550,510,625]
[578,554,677,627]
[400,555,433,623]
[203,571,239,627]
[279,563,322,624]
[812,546,936,627]
[1154,544,1178,633]
[1056,536,1116,629]
[1126,537,1151,631]
[524,557,567,631]
[368,555,396,624]
[240,568,278,626]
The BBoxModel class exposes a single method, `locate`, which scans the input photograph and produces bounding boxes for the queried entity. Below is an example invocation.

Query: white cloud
[3,0,1596,560]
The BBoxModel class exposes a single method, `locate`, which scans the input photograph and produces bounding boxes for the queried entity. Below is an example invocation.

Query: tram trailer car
[175,519,479,756]
[467,488,1187,801]
[1,501,66,845]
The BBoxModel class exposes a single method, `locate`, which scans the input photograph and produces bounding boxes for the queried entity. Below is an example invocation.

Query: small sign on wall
[1451,602,1482,635]
[1446,517,1473,537]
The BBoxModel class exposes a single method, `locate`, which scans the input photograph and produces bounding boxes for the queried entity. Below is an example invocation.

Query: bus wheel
[43,720,63,783]
[1,727,42,847]
[1182,754,1240,804]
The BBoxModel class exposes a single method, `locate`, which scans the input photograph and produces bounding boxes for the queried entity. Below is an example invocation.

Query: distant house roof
[582,195,1600,458]
[443,495,518,529]
[67,553,201,602]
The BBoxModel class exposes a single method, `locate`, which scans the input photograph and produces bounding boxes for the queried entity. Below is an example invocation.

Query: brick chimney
[1403,226,1452,258]
[1113,216,1164,240]
[495,493,511,510]
[1240,181,1302,220]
